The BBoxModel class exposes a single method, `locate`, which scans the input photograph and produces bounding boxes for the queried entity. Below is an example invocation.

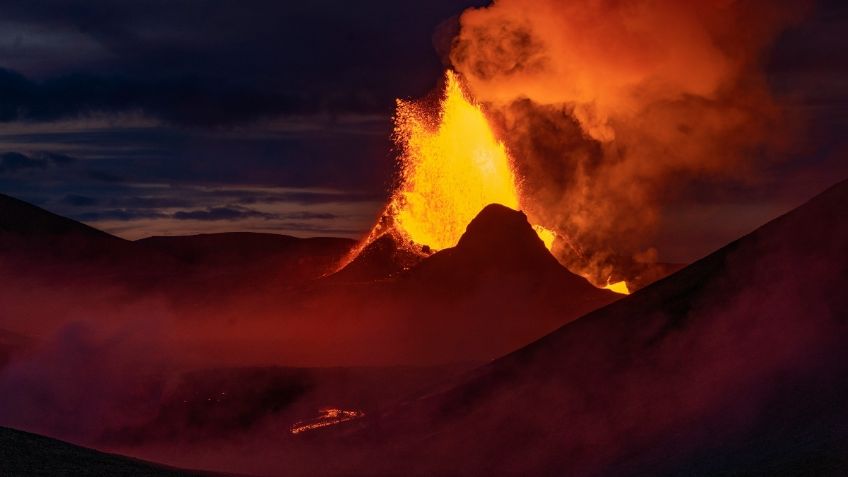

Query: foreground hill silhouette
[0,426,202,477]
[283,178,848,476]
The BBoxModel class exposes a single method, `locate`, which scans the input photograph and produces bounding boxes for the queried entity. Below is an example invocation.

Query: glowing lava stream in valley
[339,70,628,295]
[290,408,365,435]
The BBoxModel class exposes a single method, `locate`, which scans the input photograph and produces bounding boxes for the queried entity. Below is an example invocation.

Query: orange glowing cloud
[449,0,807,286]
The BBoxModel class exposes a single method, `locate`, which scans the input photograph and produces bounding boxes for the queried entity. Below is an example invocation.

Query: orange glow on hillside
[290,408,365,435]
[389,70,522,250]
[532,225,557,250]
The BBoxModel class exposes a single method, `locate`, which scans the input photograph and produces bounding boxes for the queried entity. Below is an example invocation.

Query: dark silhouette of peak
[455,203,548,255]
[409,204,613,303]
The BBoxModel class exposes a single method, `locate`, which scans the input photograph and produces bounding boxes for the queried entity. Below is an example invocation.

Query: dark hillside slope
[342,179,848,476]
[0,426,201,477]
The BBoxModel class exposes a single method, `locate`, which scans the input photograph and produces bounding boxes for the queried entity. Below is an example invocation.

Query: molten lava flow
[532,225,556,251]
[603,280,630,295]
[290,408,365,435]
[389,70,521,250]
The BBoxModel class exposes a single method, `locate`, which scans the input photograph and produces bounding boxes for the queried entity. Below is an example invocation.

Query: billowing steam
[450,0,805,285]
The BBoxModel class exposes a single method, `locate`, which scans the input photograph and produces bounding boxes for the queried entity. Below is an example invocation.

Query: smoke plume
[450,0,806,284]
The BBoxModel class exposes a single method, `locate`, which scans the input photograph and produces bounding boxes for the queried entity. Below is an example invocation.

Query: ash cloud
[450,0,809,283]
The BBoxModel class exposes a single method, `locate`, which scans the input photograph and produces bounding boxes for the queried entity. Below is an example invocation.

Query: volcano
[401,203,615,321]
[290,178,848,476]
[408,204,608,294]
[299,203,620,364]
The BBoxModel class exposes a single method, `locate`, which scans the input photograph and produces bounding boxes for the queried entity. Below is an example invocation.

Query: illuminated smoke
[450,0,806,286]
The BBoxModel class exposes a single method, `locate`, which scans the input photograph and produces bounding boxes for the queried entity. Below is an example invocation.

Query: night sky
[0,0,845,262]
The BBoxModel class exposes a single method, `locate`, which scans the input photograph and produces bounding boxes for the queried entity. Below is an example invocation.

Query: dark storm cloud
[73,207,332,223]
[0,150,77,174]
[77,209,170,222]
[40,151,76,165]
[58,189,371,214]
[0,122,394,191]
[227,190,387,206]
[61,194,98,207]
[280,211,337,220]
[0,0,488,126]
[0,0,479,240]
[171,206,337,222]
[172,206,275,221]
[262,222,362,235]
[0,151,45,173]
[86,170,125,183]
[63,193,197,210]
[111,196,195,209]
[0,67,307,126]
[75,206,337,223]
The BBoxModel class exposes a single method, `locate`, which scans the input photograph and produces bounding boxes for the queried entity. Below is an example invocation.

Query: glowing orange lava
[389,70,524,250]
[290,408,365,435]
[602,280,630,295]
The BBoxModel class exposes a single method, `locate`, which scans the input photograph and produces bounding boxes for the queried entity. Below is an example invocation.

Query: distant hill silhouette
[138,232,354,285]
[0,193,135,266]
[0,195,354,289]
